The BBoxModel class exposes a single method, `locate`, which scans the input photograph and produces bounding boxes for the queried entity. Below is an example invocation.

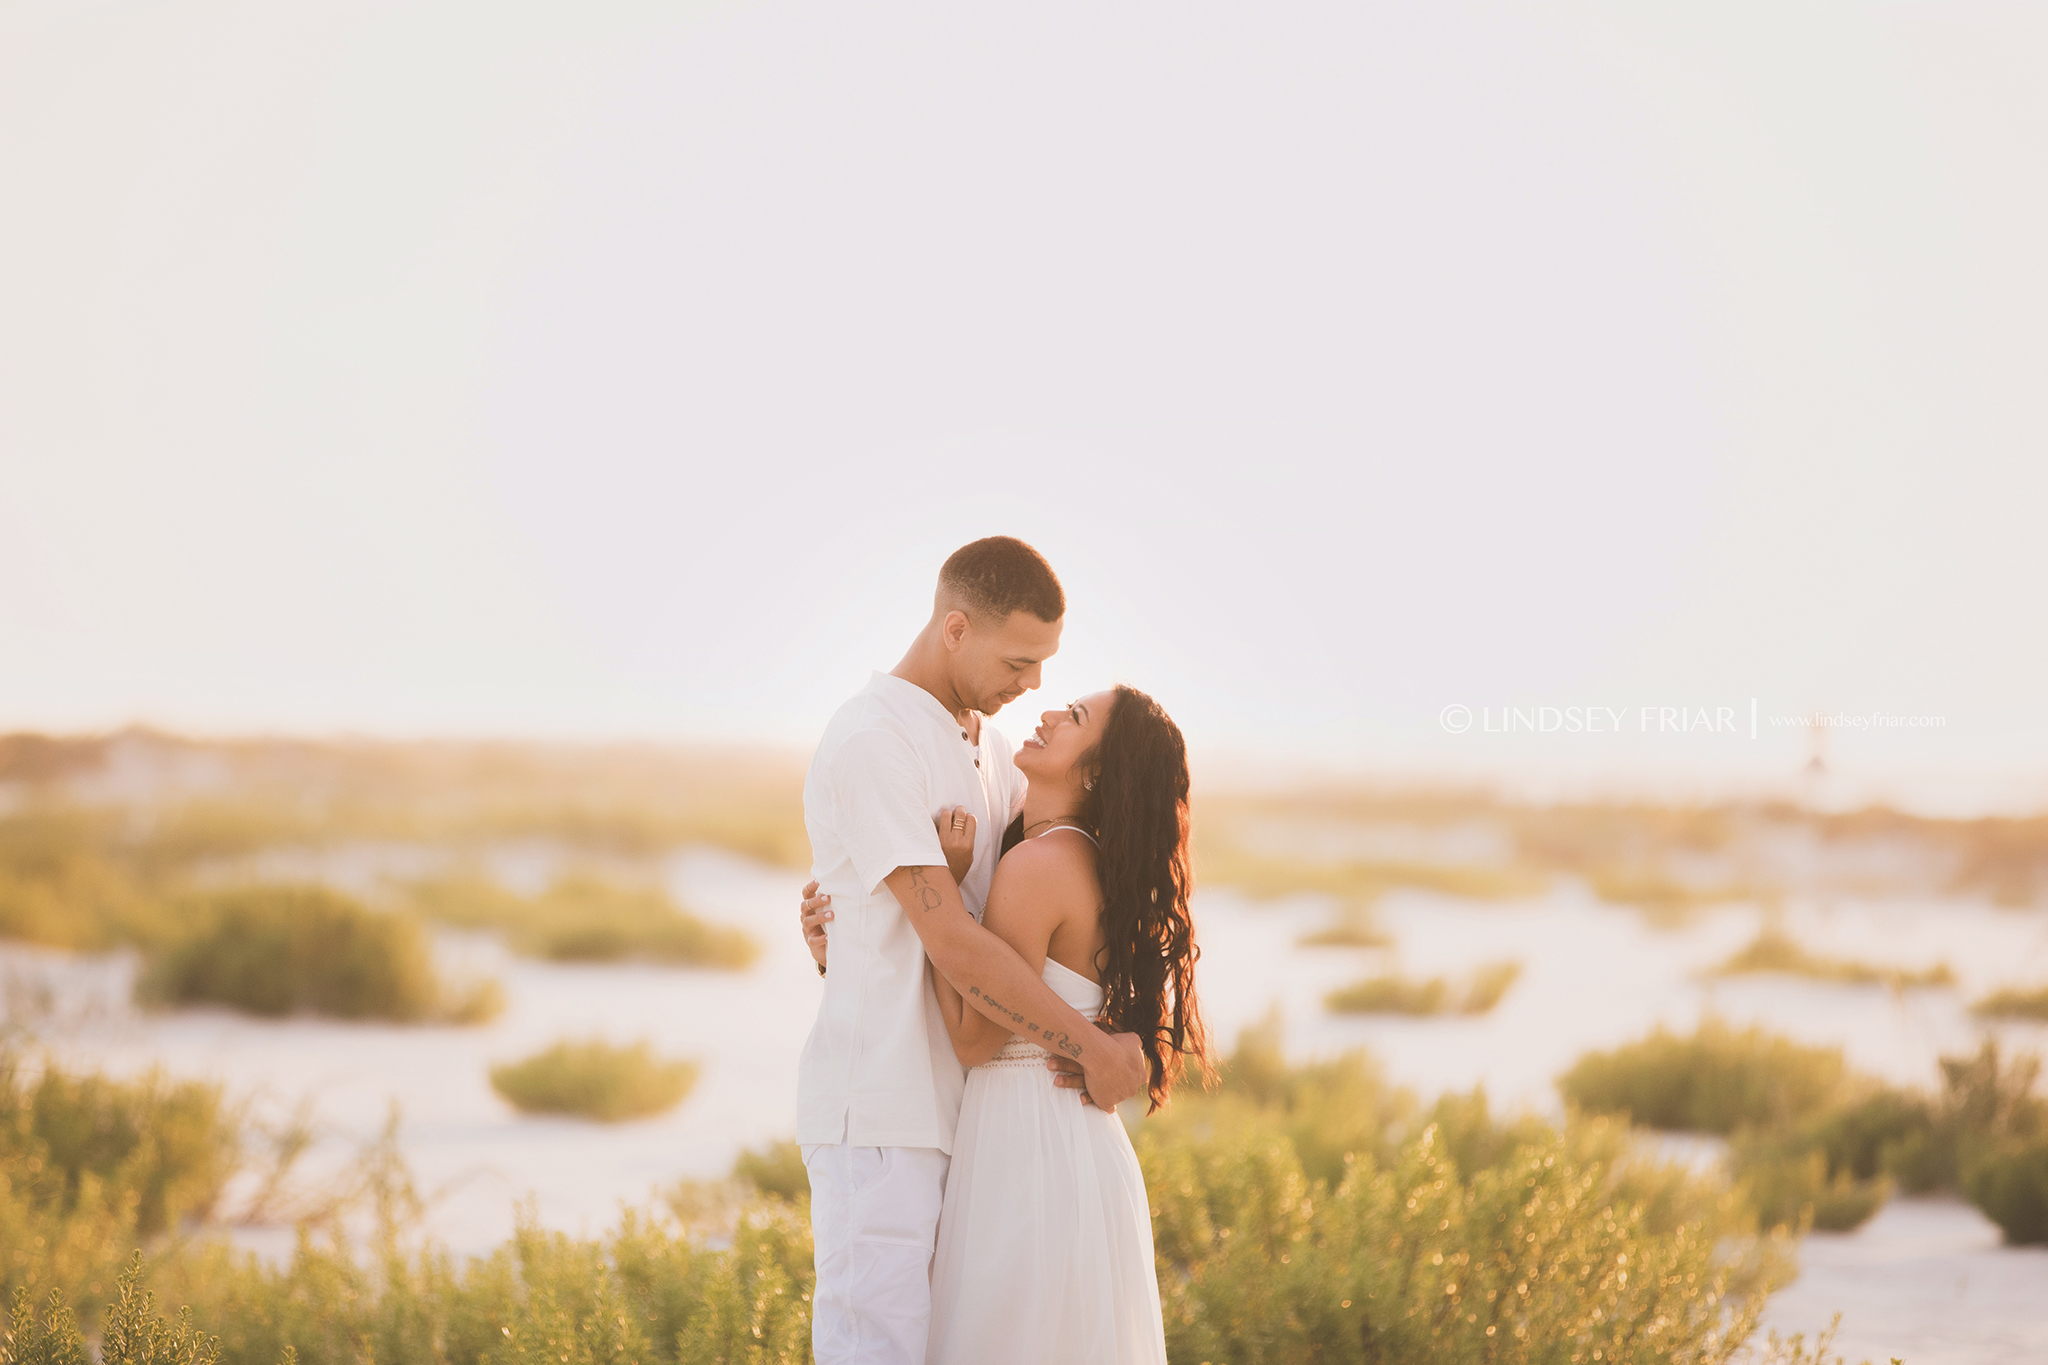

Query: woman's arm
[938,839,1082,1068]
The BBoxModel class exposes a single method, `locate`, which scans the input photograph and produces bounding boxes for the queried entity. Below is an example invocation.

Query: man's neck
[891,623,977,736]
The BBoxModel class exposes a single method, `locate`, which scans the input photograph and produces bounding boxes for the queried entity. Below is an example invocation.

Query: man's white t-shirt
[796,672,1028,1154]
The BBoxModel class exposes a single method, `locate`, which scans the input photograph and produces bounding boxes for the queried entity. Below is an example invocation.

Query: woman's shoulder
[994,829,1100,891]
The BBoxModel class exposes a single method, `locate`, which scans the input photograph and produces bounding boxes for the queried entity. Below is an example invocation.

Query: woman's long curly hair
[1076,685,1212,1111]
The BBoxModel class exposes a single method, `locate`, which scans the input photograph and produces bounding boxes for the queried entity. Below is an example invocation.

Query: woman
[803,684,1209,1365]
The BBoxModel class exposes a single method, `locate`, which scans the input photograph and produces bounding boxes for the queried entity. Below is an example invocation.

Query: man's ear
[940,609,972,651]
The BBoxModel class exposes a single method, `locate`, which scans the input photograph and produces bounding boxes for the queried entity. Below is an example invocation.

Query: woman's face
[1015,688,1118,786]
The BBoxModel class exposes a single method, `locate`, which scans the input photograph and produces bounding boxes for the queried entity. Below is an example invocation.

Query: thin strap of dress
[1040,824,1099,847]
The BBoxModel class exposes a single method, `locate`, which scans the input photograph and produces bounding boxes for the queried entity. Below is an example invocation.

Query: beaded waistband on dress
[976,1039,1052,1071]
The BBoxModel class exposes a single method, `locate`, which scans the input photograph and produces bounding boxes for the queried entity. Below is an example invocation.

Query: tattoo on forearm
[906,866,943,912]
[968,986,1084,1057]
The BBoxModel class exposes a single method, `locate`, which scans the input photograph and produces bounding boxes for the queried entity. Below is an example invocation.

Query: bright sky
[3,2,2044,804]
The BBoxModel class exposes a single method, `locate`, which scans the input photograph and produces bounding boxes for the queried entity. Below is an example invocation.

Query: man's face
[945,608,1063,715]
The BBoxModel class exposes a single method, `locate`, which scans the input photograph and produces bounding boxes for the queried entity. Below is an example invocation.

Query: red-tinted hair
[1079,685,1211,1110]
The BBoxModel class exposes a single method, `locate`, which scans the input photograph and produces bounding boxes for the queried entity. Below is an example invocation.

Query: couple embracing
[791,535,1210,1365]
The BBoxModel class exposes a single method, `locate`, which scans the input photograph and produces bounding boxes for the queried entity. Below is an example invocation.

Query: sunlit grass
[0,808,175,952]
[1712,926,1955,988]
[1136,1016,1793,1363]
[1972,983,2048,1021]
[1582,866,1758,927]
[1198,843,1547,904]
[1559,1021,2048,1241]
[137,885,502,1025]
[1325,960,1522,1016]
[1294,898,1391,948]
[1,1049,239,1240]
[489,1038,699,1123]
[731,1138,809,1203]
[1558,1018,1848,1134]
[2,1016,1924,1362]
[406,871,759,969]
[1731,1130,1894,1232]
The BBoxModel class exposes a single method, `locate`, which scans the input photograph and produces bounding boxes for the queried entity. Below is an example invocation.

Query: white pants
[803,1144,950,1365]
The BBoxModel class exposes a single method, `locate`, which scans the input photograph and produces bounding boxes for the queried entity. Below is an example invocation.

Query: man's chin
[980,695,1019,716]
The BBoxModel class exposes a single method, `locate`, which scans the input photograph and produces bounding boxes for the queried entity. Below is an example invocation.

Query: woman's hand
[935,806,977,885]
[799,880,831,973]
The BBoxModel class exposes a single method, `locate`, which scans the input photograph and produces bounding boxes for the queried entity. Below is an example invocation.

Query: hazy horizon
[5,1,2045,810]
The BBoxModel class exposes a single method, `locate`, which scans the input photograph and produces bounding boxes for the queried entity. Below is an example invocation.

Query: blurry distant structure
[1795,710,1837,813]
[1804,711,1829,777]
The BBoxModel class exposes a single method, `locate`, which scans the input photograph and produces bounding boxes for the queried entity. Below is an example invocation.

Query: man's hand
[1048,1022,1146,1111]
[799,880,831,971]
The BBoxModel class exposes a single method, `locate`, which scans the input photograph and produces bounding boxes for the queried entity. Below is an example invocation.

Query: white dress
[926,955,1169,1365]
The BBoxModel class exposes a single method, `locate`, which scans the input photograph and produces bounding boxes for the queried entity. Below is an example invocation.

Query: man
[797,535,1149,1365]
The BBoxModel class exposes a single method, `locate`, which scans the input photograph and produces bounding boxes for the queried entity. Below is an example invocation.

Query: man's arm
[883,865,1147,1109]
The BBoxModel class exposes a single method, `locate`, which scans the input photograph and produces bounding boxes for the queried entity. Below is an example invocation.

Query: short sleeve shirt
[796,672,1028,1153]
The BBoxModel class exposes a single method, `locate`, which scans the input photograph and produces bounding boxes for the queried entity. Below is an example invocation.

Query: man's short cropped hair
[938,536,1066,624]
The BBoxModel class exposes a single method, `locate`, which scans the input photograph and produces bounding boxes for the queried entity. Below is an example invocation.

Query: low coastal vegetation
[1,1050,239,1244]
[0,731,813,869]
[140,886,503,1025]
[1559,1018,2048,1242]
[1134,1016,1805,1363]
[731,1139,810,1202]
[1326,960,1522,1016]
[1710,927,1954,989]
[1199,844,1546,904]
[1559,1019,1848,1135]
[3,1025,1880,1365]
[1972,983,2048,1022]
[405,872,758,969]
[489,1038,700,1123]
[1295,898,1392,948]
[1581,867,1758,928]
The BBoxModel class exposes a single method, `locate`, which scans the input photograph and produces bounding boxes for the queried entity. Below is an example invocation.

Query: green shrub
[4,1017,1886,1365]
[1325,960,1520,1016]
[731,1140,809,1203]
[1140,1110,1787,1365]
[1,1051,239,1332]
[1963,1138,2048,1245]
[408,873,759,969]
[1123,1017,1790,1363]
[1,1051,238,1239]
[1563,1024,2048,1245]
[1197,845,1545,903]
[1295,898,1391,948]
[1805,1087,1942,1193]
[1558,1019,1847,1134]
[1584,866,1753,927]
[0,810,170,953]
[1148,1012,1415,1188]
[1972,983,2048,1021]
[1938,1041,2046,1165]
[6,1254,228,1365]
[1731,1132,1891,1233]
[1712,927,1953,988]
[489,1039,699,1122]
[1461,959,1522,1012]
[1325,972,1448,1015]
[139,886,496,1025]
[148,1202,814,1365]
